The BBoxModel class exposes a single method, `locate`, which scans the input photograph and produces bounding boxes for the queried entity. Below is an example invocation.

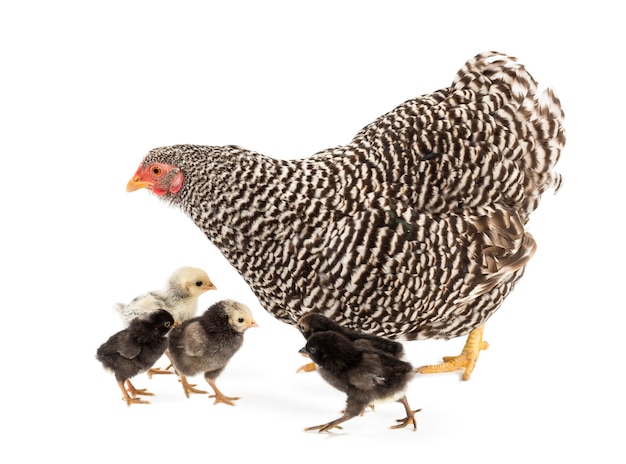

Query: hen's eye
[195,281,203,287]
[151,165,163,176]
[308,347,316,354]
[164,322,171,328]
[238,317,244,323]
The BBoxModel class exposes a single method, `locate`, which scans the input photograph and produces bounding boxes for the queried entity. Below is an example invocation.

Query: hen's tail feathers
[454,52,566,222]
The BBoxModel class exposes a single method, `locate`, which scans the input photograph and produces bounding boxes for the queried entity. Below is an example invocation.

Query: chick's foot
[179,375,208,398]
[118,381,152,406]
[417,325,488,381]
[125,380,155,397]
[207,379,239,406]
[296,362,317,373]
[305,414,354,433]
[390,396,421,430]
[147,364,175,378]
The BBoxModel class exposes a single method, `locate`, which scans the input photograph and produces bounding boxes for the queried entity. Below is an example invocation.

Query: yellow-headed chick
[96,309,175,406]
[167,299,258,405]
[115,266,216,326]
[299,330,420,432]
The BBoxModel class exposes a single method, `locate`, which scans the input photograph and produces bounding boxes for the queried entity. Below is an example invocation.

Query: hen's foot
[417,325,488,380]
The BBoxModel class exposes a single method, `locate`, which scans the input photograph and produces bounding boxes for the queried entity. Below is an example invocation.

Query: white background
[2,1,623,462]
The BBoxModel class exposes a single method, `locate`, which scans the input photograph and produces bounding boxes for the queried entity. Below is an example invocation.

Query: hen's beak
[126,176,152,192]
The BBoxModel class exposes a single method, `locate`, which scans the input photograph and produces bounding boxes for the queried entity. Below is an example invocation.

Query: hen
[127,52,565,380]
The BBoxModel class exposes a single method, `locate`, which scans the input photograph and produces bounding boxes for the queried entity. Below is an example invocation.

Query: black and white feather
[128,52,565,343]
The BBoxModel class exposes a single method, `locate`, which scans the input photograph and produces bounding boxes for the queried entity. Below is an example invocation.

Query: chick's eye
[238,317,244,323]
[195,281,203,287]
[150,165,163,176]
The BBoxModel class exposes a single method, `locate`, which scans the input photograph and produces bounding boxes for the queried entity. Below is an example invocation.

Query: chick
[299,331,420,432]
[115,266,217,326]
[115,266,216,375]
[296,312,405,372]
[96,309,175,406]
[167,299,258,405]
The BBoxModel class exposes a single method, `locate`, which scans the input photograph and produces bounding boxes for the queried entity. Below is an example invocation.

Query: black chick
[296,312,405,372]
[96,309,175,406]
[167,299,258,405]
[299,331,420,432]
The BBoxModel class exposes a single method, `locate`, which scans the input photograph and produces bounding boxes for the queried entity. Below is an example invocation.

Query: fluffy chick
[115,266,216,375]
[115,266,216,326]
[296,312,405,372]
[167,299,258,405]
[299,331,420,432]
[96,309,175,406]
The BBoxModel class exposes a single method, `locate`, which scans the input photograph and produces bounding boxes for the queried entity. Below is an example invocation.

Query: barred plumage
[128,52,565,346]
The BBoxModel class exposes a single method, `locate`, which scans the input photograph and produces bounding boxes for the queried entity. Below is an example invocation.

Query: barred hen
[127,52,565,380]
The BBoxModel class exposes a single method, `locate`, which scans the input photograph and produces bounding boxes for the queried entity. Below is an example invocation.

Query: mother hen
[127,52,565,380]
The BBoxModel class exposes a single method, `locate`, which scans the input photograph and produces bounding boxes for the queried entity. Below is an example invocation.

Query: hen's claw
[417,325,488,380]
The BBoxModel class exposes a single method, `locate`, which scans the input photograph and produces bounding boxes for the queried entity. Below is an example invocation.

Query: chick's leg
[147,350,176,377]
[296,352,317,373]
[206,377,239,406]
[305,400,363,433]
[125,379,154,397]
[391,396,421,430]
[296,362,317,373]
[118,380,151,406]
[179,374,208,398]
[417,325,489,381]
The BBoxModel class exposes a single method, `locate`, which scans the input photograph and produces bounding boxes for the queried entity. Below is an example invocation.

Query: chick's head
[225,300,258,333]
[171,266,217,296]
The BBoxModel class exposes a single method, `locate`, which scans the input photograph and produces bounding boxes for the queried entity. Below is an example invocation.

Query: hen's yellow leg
[417,325,489,381]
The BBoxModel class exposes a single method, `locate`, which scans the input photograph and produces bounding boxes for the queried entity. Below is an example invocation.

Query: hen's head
[127,160,183,196]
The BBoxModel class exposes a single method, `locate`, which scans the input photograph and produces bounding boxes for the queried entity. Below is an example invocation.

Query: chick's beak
[203,282,217,291]
[126,176,152,192]
[249,320,259,329]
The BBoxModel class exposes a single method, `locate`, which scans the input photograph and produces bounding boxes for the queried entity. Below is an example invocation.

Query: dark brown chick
[299,331,420,432]
[167,299,258,405]
[296,312,405,372]
[96,309,175,406]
